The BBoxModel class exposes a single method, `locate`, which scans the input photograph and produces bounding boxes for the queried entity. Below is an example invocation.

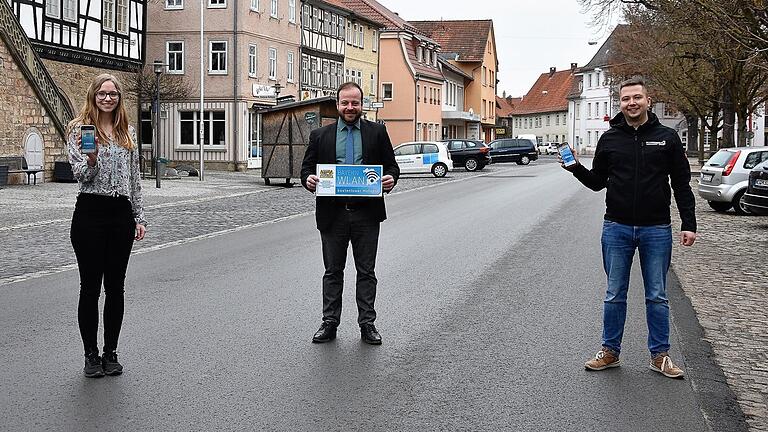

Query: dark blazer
[301,118,400,232]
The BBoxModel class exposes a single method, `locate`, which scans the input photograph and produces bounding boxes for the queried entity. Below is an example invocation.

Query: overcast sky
[378,0,620,97]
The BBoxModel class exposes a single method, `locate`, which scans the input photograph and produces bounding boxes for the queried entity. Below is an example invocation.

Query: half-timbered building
[9,0,145,70]
[299,0,347,101]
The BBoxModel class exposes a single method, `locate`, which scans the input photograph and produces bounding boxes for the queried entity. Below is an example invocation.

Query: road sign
[370,102,384,109]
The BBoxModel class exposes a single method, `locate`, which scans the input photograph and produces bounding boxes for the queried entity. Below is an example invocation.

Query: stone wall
[0,38,62,184]
[42,59,139,126]
[0,38,139,183]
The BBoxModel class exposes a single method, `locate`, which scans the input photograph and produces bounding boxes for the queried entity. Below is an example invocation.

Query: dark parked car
[488,138,539,165]
[441,139,491,171]
[743,160,768,215]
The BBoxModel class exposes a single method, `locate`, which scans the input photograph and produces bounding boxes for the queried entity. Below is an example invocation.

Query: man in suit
[301,82,400,345]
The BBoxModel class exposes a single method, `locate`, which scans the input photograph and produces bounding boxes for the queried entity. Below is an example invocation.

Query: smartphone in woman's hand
[80,125,97,153]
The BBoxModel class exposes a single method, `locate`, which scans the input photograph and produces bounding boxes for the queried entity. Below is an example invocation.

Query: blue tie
[345,125,355,164]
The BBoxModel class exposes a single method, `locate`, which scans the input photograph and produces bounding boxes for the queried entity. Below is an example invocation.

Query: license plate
[755,179,768,188]
[701,173,714,182]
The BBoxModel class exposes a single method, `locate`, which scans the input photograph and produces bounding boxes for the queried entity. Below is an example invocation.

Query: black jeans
[320,206,380,325]
[70,193,135,355]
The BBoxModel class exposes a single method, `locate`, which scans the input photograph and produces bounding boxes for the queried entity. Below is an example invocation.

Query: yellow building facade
[343,17,382,121]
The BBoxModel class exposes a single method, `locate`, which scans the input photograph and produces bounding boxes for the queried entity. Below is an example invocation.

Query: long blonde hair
[67,73,134,150]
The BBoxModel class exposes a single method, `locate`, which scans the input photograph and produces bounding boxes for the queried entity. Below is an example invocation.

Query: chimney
[549,67,556,77]
[571,62,578,71]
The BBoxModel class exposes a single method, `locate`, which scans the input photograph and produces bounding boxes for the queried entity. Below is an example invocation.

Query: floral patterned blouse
[67,124,147,226]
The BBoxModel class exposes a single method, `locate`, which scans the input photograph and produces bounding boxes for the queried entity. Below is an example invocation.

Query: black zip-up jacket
[572,112,697,232]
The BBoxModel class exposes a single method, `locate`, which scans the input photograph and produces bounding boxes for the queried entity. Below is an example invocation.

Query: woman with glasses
[67,73,147,378]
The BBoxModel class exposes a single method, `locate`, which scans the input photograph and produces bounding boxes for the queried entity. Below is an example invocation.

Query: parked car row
[392,137,543,177]
[697,146,768,215]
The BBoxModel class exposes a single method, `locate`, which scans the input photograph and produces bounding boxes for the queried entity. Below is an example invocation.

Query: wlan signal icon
[363,168,380,185]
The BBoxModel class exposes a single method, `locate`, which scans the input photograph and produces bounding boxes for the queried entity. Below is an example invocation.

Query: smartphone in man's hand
[558,143,577,167]
[80,125,97,153]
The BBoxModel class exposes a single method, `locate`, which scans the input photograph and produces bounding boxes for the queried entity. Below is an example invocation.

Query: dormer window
[417,46,423,63]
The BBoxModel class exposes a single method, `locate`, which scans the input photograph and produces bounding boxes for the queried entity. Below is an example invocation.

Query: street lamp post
[153,60,165,189]
[273,81,283,104]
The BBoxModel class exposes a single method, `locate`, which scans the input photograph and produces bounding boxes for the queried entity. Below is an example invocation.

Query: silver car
[698,146,768,214]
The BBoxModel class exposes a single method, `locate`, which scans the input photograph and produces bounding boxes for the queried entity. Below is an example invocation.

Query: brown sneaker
[584,347,621,371]
[649,352,685,378]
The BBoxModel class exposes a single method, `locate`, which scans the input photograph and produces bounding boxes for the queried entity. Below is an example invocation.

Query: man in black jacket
[561,76,697,378]
[301,82,399,345]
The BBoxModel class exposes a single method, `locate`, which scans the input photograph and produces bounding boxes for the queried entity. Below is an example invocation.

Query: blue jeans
[600,221,672,356]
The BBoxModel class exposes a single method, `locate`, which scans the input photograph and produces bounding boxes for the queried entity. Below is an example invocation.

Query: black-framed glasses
[96,91,120,101]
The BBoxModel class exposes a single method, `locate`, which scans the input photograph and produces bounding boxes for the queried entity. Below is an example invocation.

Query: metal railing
[0,0,74,138]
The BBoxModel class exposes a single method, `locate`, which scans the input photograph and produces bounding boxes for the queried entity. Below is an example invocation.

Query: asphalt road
[0,160,738,431]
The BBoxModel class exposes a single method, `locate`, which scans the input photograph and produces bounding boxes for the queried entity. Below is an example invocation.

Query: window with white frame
[359,25,364,48]
[270,0,277,17]
[382,83,393,100]
[372,30,378,51]
[302,4,310,28]
[45,0,60,18]
[287,51,294,82]
[587,103,592,118]
[482,66,487,86]
[179,111,226,146]
[331,14,338,37]
[330,62,337,88]
[322,59,329,87]
[604,101,609,117]
[288,0,295,22]
[268,47,277,79]
[301,54,309,85]
[209,0,225,7]
[116,0,128,34]
[209,41,227,74]
[250,0,258,11]
[338,17,344,39]
[335,61,343,86]
[248,44,257,77]
[310,57,319,85]
[166,0,183,9]
[370,73,375,96]
[62,0,77,22]
[167,41,184,74]
[575,103,580,119]
[103,0,115,31]
[312,7,320,31]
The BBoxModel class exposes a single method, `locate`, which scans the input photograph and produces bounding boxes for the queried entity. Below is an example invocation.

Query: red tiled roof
[409,20,493,62]
[339,0,419,32]
[496,96,522,118]
[514,68,576,115]
[404,37,444,81]
[338,0,442,80]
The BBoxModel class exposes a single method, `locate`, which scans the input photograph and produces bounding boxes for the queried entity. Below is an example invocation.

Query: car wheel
[464,158,479,171]
[520,156,531,165]
[432,163,448,177]
[732,190,752,215]
[707,201,731,212]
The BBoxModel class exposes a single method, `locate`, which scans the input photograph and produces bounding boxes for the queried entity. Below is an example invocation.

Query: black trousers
[320,206,380,325]
[70,193,135,355]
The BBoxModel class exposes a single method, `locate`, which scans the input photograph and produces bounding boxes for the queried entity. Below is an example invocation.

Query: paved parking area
[3,157,765,430]
[671,178,768,432]
[0,163,534,284]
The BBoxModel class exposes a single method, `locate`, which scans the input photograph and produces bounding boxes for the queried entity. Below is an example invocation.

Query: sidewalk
[671,179,768,432]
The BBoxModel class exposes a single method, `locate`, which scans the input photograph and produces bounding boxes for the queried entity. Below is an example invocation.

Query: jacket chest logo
[645,140,666,146]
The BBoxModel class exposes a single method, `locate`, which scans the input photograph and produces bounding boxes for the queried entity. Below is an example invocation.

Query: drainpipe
[232,0,239,170]
[414,74,418,141]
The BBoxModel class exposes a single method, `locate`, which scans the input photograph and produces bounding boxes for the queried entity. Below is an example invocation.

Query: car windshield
[706,149,737,167]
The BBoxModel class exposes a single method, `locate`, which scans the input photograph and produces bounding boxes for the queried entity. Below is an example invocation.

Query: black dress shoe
[360,323,382,345]
[312,322,337,343]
